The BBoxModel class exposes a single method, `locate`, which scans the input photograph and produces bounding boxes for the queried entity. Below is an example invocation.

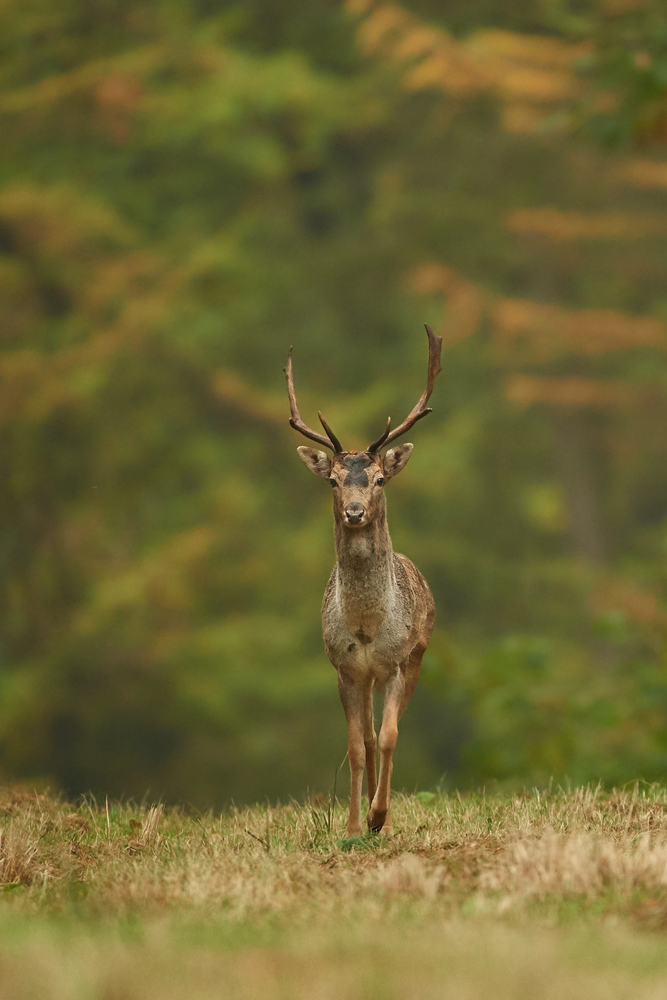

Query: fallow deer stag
[285,325,442,836]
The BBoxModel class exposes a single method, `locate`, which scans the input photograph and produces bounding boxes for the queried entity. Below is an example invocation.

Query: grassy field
[3,785,667,998]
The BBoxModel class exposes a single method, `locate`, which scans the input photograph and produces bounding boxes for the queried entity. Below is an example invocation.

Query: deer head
[295,447,412,528]
[285,325,442,529]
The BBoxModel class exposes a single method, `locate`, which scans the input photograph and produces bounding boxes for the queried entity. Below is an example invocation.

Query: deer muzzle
[344,502,366,526]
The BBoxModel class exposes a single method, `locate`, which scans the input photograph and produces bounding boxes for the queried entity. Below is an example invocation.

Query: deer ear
[297,446,331,478]
[383,443,413,479]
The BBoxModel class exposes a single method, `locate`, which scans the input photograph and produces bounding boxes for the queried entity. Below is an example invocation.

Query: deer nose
[345,502,365,524]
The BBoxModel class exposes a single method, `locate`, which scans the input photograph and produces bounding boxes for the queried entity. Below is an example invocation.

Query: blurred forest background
[2,0,667,808]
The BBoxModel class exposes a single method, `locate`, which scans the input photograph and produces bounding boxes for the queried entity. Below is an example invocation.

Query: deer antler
[367,325,442,453]
[284,348,343,453]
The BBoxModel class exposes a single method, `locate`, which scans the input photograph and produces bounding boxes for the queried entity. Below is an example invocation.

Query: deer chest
[322,602,413,682]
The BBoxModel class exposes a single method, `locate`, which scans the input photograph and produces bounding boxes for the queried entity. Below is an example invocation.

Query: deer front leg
[338,676,366,837]
[367,673,404,835]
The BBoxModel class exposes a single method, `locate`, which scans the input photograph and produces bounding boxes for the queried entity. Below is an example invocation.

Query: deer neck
[333,504,395,629]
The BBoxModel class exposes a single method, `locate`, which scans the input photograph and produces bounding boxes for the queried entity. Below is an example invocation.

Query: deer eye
[376,477,385,487]
[329,478,338,488]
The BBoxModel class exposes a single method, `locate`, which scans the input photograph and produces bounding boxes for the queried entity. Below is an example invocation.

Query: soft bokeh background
[1,0,667,808]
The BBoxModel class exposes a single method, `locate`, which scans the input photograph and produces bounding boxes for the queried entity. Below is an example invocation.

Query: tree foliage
[1,0,667,806]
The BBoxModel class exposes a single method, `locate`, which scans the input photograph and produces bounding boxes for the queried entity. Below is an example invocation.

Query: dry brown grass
[3,784,667,997]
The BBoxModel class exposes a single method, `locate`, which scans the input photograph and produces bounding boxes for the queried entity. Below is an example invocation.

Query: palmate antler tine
[368,325,443,453]
[284,348,343,453]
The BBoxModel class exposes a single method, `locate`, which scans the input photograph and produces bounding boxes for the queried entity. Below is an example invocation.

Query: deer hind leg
[338,677,366,838]
[400,642,425,715]
[364,679,377,806]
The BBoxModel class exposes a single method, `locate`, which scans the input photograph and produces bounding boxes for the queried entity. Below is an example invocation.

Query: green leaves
[2,0,667,808]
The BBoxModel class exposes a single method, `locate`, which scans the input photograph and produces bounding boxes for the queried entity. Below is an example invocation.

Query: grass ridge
[3,785,667,997]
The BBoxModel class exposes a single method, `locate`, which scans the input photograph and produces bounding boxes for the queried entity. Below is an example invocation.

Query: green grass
[3,785,667,997]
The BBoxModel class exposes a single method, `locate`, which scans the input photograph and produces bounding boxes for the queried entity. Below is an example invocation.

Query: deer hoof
[366,808,386,833]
